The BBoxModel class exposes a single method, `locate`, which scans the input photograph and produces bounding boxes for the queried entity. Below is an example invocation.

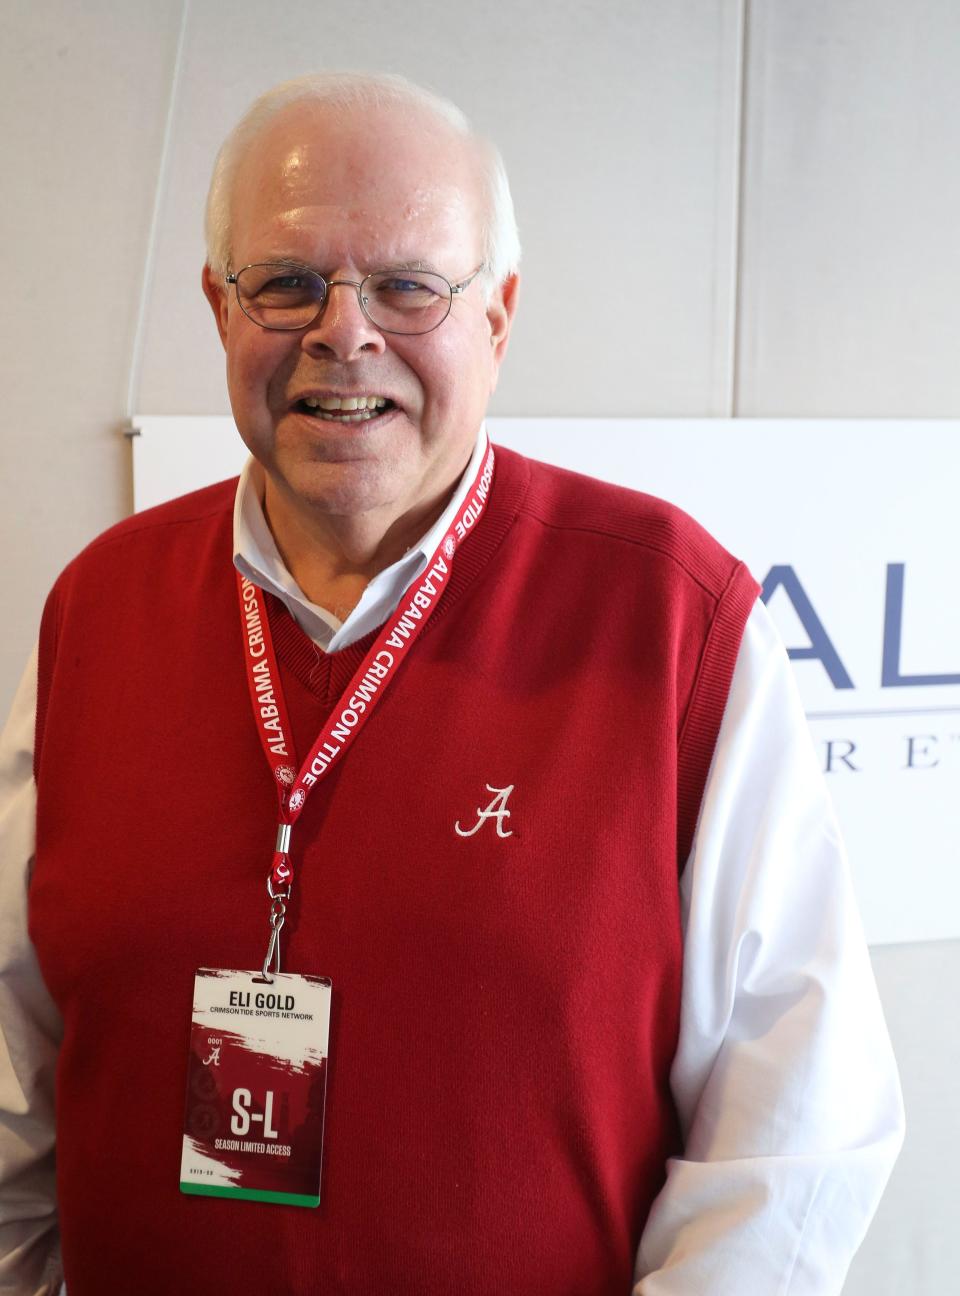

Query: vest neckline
[265,447,531,703]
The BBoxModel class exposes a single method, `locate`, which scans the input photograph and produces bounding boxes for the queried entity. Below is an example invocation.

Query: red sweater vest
[32,447,757,1295]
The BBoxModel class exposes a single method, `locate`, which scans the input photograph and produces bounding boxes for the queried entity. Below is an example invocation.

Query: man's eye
[380,278,425,293]
[245,272,320,308]
[262,275,307,293]
[371,276,443,308]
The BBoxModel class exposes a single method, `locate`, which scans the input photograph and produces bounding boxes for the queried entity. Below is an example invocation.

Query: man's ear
[487,272,520,372]
[202,264,230,348]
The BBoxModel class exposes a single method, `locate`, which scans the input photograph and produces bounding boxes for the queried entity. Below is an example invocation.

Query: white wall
[3,2,957,1290]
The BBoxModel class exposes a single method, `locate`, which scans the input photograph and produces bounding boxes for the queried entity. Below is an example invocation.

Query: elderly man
[0,72,901,1295]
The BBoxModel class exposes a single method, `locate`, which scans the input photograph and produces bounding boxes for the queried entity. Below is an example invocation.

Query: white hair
[204,71,521,294]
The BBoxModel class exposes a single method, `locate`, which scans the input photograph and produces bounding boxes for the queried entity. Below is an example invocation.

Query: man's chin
[271,456,410,523]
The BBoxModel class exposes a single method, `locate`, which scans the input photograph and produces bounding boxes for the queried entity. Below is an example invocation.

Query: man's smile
[293,393,395,423]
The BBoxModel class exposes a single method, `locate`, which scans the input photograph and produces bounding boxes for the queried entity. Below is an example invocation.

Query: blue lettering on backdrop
[882,564,960,687]
[825,739,861,773]
[904,735,940,770]
[760,565,855,689]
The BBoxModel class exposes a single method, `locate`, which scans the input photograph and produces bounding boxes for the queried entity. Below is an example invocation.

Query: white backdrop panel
[738,0,960,414]
[132,416,960,947]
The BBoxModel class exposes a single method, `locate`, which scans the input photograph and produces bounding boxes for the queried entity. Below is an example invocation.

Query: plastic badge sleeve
[180,968,332,1207]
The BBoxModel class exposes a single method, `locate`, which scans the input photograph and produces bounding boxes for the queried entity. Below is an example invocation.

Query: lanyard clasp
[261,890,287,982]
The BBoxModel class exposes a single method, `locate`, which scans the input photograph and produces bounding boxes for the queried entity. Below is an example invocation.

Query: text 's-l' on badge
[180,968,332,1207]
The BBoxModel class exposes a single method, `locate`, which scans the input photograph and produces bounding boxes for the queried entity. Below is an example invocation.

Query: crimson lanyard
[237,440,495,977]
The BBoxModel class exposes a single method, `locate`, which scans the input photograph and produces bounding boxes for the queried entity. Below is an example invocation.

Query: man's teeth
[300,395,391,421]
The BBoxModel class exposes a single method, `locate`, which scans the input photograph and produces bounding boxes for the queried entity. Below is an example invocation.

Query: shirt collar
[233,424,488,652]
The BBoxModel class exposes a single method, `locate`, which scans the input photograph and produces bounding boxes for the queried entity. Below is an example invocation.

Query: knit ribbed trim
[268,599,379,704]
[676,560,759,866]
[265,448,532,697]
[34,586,61,780]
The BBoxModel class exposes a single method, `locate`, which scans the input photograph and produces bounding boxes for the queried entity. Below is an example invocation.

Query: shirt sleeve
[0,647,63,1296]
[635,599,904,1295]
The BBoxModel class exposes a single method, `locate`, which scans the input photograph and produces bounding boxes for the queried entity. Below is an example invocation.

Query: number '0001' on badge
[180,968,332,1207]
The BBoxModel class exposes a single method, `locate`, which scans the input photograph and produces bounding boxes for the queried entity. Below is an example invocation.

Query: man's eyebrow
[253,257,444,274]
[380,259,440,273]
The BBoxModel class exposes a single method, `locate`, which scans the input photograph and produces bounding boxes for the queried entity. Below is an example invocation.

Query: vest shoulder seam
[86,503,230,549]
[513,509,731,603]
[80,487,236,556]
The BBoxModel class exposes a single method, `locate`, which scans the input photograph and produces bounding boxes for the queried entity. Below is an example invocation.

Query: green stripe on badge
[180,1182,320,1208]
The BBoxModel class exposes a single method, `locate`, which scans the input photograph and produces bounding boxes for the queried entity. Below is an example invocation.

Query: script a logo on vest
[455,784,515,838]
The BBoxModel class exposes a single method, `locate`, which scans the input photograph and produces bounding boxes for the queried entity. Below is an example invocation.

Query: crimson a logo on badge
[288,789,306,812]
[442,535,456,559]
[275,765,296,786]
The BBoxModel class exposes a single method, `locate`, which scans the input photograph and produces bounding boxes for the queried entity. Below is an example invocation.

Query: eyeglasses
[225,261,486,336]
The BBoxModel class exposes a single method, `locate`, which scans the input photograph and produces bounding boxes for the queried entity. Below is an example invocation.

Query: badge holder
[180,867,331,1208]
[180,960,331,1206]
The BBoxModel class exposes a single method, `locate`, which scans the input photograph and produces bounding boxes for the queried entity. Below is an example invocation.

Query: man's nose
[300,279,387,360]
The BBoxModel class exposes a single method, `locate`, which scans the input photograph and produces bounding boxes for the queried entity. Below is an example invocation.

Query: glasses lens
[362,271,452,334]
[235,264,325,329]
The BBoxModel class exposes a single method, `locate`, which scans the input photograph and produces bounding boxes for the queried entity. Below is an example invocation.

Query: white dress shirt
[0,433,904,1295]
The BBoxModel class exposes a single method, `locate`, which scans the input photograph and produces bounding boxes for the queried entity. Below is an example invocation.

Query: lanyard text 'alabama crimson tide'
[236,441,495,975]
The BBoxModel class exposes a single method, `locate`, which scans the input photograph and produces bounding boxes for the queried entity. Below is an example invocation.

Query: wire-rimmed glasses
[225,261,486,336]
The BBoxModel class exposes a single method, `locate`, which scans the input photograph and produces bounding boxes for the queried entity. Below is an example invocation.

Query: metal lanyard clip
[261,880,289,982]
